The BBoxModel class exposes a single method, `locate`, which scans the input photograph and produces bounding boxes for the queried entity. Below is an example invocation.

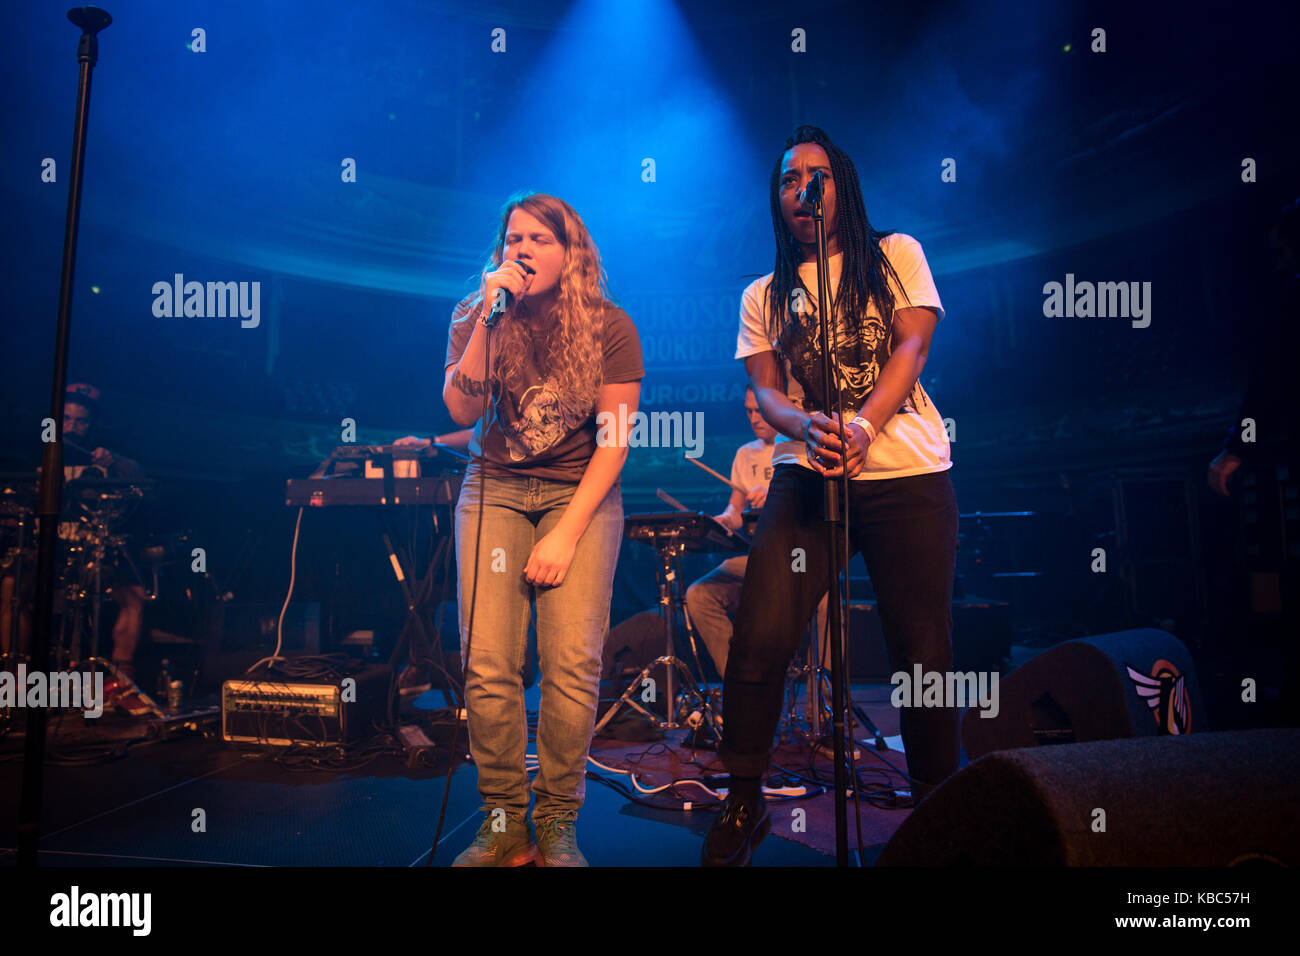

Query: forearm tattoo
[451,368,488,398]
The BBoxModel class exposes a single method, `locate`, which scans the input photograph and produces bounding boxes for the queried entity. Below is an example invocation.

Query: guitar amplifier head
[220,663,391,748]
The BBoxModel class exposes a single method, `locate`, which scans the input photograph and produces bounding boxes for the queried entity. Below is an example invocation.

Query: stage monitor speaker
[603,609,671,682]
[600,608,675,721]
[962,628,1207,761]
[878,728,1299,866]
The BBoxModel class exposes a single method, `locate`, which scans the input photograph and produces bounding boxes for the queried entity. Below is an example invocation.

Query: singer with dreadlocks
[442,192,642,866]
[702,126,959,866]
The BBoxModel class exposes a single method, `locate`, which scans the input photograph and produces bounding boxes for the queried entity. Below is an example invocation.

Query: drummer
[63,384,150,700]
[62,384,144,482]
[684,386,776,677]
[3,384,149,699]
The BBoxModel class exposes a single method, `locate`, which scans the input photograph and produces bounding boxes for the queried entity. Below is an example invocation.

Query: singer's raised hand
[483,259,532,315]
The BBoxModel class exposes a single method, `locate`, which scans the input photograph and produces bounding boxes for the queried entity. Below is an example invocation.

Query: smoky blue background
[1,0,1297,647]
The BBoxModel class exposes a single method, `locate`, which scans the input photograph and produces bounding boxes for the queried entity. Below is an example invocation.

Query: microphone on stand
[802,169,826,207]
[482,260,536,328]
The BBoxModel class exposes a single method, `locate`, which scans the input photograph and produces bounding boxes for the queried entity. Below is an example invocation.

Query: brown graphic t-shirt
[444,302,644,482]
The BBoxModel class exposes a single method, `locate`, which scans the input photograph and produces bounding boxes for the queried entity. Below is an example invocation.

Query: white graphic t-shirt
[734,232,951,481]
[731,437,775,493]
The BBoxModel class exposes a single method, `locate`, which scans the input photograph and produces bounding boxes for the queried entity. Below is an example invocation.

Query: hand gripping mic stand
[18,5,113,870]
[807,171,853,867]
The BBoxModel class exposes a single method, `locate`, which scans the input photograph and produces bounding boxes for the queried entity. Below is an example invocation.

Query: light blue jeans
[454,464,623,819]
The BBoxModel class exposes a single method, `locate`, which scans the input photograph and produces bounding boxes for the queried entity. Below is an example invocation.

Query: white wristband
[850,416,877,444]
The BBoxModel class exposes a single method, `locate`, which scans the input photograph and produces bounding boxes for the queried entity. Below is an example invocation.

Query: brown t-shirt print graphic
[503,380,583,461]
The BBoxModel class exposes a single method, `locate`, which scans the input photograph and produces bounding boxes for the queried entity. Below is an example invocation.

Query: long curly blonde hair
[452,192,610,419]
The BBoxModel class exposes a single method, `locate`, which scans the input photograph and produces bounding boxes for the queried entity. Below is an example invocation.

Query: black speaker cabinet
[962,628,1207,761]
[878,728,1299,866]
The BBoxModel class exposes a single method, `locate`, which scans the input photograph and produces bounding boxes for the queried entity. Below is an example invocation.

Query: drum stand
[779,598,884,756]
[594,540,721,739]
[60,508,148,667]
[781,626,831,742]
[779,593,837,743]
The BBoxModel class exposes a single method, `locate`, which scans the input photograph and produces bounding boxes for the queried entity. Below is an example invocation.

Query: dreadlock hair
[764,125,924,409]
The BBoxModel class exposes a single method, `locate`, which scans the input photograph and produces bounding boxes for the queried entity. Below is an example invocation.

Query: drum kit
[600,456,830,748]
[596,505,747,743]
[0,469,176,703]
[2,444,833,743]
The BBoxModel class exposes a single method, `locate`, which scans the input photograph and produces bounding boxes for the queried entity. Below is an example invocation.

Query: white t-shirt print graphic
[734,233,953,481]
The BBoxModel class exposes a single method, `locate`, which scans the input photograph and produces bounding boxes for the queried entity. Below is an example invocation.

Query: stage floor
[0,677,970,867]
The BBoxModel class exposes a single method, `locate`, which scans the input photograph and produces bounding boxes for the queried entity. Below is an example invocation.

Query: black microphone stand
[18,5,113,869]
[809,174,852,867]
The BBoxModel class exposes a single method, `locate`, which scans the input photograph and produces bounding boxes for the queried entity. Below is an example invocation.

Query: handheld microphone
[483,260,537,327]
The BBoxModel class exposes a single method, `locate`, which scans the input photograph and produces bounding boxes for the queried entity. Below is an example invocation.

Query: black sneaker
[702,793,771,867]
